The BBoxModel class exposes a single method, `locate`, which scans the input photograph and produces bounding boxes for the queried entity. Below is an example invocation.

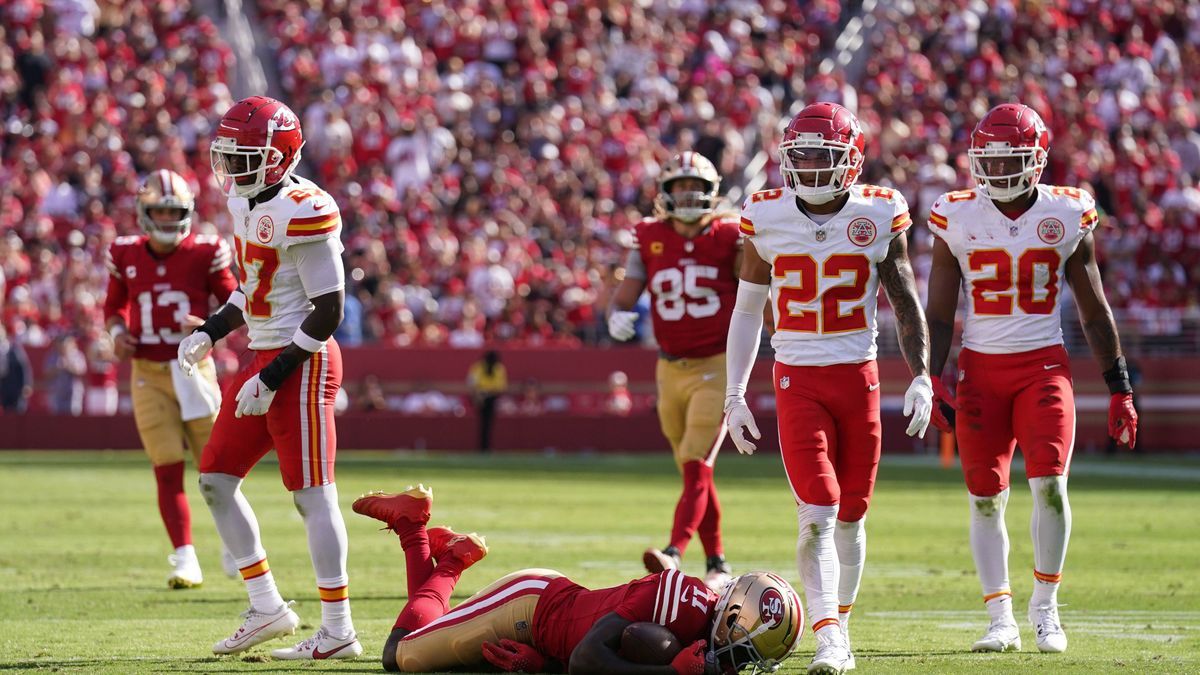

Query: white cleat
[212,601,300,655]
[272,626,363,660]
[839,618,856,671]
[1029,603,1068,653]
[220,548,239,579]
[167,550,203,589]
[704,570,733,593]
[971,619,1022,652]
[808,628,852,675]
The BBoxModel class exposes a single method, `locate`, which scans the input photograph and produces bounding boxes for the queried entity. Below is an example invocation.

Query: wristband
[1102,356,1133,395]
[197,313,233,342]
[258,351,303,391]
[227,290,247,312]
[292,326,327,353]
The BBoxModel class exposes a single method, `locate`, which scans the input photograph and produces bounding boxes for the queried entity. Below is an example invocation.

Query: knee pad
[837,496,869,523]
[796,500,837,544]
[969,489,1009,521]
[965,466,1006,498]
[198,472,241,508]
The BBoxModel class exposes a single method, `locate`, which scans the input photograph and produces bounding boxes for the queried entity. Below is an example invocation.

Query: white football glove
[903,374,934,438]
[176,331,213,377]
[607,310,639,342]
[724,396,761,455]
[234,373,276,418]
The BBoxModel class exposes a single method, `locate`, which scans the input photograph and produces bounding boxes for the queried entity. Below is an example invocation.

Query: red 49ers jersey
[531,569,715,662]
[633,216,740,358]
[929,185,1098,354]
[741,184,912,367]
[103,233,238,361]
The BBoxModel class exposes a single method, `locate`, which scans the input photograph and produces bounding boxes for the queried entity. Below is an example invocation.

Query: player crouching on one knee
[352,484,805,673]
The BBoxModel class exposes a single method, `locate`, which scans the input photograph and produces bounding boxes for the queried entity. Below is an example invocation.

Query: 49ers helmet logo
[257,215,274,243]
[1038,218,1064,244]
[759,588,786,625]
[847,218,877,247]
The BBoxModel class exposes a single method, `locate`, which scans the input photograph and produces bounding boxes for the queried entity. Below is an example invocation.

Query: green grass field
[1,450,1197,674]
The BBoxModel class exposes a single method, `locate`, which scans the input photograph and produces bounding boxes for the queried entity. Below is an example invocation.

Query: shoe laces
[296,627,329,651]
[1033,604,1063,635]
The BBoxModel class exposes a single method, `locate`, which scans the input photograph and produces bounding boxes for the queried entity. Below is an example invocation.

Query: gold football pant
[131,358,217,466]
[393,568,563,671]
[656,352,727,471]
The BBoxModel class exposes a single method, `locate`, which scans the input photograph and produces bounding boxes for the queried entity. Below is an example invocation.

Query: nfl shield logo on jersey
[815,230,826,242]
[1038,218,1065,244]
[1009,225,1020,237]
[780,376,790,390]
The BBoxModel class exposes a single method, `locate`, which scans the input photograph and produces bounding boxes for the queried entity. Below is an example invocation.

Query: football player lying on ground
[352,485,805,673]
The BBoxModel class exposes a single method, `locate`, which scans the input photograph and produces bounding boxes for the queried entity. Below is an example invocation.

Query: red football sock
[398,526,434,598]
[154,462,191,548]
[698,470,724,558]
[393,557,466,631]
[669,461,712,554]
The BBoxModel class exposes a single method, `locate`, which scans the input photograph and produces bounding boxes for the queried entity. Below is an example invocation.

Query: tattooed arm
[879,233,930,378]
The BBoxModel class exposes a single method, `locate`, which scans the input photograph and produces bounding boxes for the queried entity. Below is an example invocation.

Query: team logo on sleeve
[1037,218,1065,244]
[847,218,877,247]
[759,588,786,626]
[256,215,274,243]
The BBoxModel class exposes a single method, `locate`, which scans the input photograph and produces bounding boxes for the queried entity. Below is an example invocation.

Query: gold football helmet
[655,151,721,223]
[137,169,195,246]
[710,571,803,673]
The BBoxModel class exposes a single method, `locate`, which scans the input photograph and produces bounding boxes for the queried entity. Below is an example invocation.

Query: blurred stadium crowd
[1,0,1198,412]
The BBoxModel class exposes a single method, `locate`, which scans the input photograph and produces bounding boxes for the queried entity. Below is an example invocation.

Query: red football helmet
[968,103,1050,202]
[778,102,865,204]
[210,96,305,198]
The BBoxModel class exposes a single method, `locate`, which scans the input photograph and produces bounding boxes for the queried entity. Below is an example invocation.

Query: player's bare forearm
[568,614,678,675]
[610,277,646,313]
[925,238,962,377]
[257,290,343,391]
[880,236,929,377]
[1066,233,1124,370]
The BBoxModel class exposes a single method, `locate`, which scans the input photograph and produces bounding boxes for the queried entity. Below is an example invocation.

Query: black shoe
[706,555,732,576]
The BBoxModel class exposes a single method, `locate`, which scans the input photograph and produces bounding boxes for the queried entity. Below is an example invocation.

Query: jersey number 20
[968,248,1060,315]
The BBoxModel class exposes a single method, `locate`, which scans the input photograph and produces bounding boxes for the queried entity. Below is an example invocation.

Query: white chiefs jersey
[227,175,344,349]
[929,184,1098,354]
[740,184,912,367]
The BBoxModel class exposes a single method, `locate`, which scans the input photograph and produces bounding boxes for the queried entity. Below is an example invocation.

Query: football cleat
[167,551,203,589]
[971,619,1021,652]
[212,601,300,655]
[839,615,856,671]
[271,626,363,660]
[704,555,733,592]
[427,525,456,560]
[1029,603,1068,653]
[440,532,489,570]
[642,547,680,574]
[808,627,852,675]
[352,485,432,532]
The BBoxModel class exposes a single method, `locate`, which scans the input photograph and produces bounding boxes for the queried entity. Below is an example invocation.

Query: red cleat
[438,531,489,570]
[427,526,456,560]
[352,485,432,532]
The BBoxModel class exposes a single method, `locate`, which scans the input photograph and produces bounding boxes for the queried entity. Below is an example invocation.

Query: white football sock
[797,500,840,632]
[834,517,866,620]
[969,489,1014,622]
[200,472,284,613]
[294,483,353,636]
[1029,475,1071,607]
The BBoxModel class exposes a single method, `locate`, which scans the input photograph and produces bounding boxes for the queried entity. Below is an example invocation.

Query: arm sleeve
[207,239,238,303]
[102,247,129,324]
[725,281,769,399]
[290,237,346,299]
[623,248,646,281]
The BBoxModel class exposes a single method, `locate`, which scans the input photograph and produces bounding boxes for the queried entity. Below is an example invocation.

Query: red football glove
[1108,393,1138,447]
[672,639,709,675]
[930,377,958,434]
[481,639,545,673]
